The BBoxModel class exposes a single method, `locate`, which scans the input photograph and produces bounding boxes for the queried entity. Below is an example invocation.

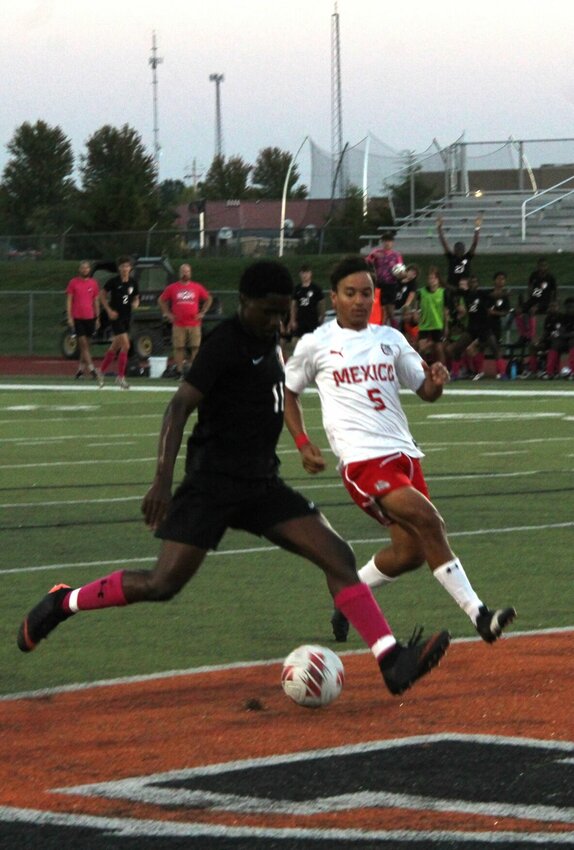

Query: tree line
[0,120,308,236]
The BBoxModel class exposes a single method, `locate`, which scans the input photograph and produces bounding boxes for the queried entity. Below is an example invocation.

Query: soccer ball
[281,644,344,708]
[392,263,406,278]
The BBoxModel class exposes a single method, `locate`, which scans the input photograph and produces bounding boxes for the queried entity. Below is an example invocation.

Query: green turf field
[0,378,572,696]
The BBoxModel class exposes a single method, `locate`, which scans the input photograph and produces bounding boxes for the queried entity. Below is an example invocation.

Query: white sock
[358,556,397,589]
[433,558,483,623]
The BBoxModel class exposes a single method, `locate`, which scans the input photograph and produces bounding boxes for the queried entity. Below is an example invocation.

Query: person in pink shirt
[65,260,103,384]
[366,231,407,328]
[158,264,213,376]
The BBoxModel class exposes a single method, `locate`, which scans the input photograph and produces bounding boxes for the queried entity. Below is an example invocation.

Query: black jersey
[445,250,475,287]
[104,276,140,320]
[184,315,285,479]
[486,289,511,340]
[464,289,490,335]
[292,282,324,334]
[395,280,417,310]
[526,271,557,314]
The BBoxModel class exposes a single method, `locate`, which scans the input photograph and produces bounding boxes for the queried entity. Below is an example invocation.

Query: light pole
[209,73,224,158]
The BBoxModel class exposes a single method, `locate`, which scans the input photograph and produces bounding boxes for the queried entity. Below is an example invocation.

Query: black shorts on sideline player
[110,318,131,335]
[73,318,96,337]
[156,472,318,550]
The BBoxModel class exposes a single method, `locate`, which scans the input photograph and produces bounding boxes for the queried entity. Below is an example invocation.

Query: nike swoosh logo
[252,357,264,365]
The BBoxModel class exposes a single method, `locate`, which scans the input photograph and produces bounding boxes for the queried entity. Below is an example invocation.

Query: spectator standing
[65,260,103,384]
[98,256,140,390]
[516,257,559,344]
[366,231,406,327]
[395,263,419,347]
[464,276,506,380]
[416,266,448,365]
[445,278,472,380]
[437,216,481,292]
[159,264,213,377]
[288,264,326,341]
[541,298,574,380]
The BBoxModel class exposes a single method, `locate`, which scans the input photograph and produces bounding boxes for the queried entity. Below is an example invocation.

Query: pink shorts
[342,453,430,527]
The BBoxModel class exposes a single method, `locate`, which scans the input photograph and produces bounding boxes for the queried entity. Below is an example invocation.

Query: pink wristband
[295,433,310,450]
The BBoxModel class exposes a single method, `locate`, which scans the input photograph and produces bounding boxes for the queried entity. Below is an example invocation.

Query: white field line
[2,520,572,577]
[1,625,572,704]
[1,381,574,398]
[1,431,574,448]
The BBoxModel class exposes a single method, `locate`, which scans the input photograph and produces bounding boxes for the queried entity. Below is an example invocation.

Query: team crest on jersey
[380,344,393,355]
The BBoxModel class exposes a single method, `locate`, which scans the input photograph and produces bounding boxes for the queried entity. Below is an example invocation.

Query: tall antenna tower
[148,31,163,179]
[331,3,344,197]
[209,73,225,158]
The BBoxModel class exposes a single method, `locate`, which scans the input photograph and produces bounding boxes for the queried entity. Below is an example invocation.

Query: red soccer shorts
[341,452,430,527]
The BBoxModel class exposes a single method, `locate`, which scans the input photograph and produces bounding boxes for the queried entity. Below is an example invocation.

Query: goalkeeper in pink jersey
[285,255,516,645]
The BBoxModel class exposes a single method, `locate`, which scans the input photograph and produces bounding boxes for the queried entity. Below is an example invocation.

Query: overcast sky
[3,0,574,187]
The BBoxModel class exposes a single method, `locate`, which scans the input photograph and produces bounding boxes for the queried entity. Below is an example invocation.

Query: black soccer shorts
[156,473,319,550]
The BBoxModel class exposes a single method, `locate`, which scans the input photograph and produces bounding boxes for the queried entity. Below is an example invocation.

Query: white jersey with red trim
[285,321,425,465]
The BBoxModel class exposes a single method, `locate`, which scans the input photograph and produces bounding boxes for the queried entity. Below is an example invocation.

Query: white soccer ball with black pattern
[281,644,345,708]
[392,262,406,277]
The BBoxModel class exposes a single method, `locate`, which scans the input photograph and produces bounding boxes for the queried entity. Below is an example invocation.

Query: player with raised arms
[284,255,516,644]
[17,260,450,698]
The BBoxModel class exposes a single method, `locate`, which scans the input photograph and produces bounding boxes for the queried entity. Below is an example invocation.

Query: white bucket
[149,356,167,378]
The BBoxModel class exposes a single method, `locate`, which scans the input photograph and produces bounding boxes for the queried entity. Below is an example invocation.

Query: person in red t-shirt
[66,260,103,384]
[158,264,213,376]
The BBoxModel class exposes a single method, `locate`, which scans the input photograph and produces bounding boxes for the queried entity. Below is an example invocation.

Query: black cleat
[331,608,349,642]
[17,584,72,653]
[380,627,450,696]
[475,605,517,643]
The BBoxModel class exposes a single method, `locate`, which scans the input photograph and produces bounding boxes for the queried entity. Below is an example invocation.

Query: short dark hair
[330,255,371,291]
[299,263,311,273]
[116,255,132,267]
[493,271,506,280]
[381,231,395,241]
[239,260,294,298]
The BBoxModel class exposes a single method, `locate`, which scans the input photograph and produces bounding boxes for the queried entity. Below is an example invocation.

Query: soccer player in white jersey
[285,255,516,644]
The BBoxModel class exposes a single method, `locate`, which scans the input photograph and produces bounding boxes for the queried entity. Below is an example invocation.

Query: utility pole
[331,3,344,197]
[185,158,204,191]
[209,73,225,158]
[149,31,163,180]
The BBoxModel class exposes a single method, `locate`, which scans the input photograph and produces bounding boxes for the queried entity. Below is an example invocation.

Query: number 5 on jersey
[367,388,386,411]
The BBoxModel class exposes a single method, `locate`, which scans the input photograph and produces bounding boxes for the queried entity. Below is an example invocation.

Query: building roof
[175,199,341,232]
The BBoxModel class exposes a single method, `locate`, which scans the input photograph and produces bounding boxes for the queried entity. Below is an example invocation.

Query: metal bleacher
[361,187,574,255]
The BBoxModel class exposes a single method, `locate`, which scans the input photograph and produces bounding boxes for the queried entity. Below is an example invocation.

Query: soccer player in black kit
[17,261,450,697]
[99,256,140,389]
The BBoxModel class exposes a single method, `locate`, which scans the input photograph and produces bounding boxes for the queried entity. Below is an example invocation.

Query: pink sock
[334,583,396,660]
[474,353,485,373]
[495,358,506,375]
[451,360,461,378]
[569,349,574,372]
[62,570,127,613]
[117,351,129,378]
[100,350,116,374]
